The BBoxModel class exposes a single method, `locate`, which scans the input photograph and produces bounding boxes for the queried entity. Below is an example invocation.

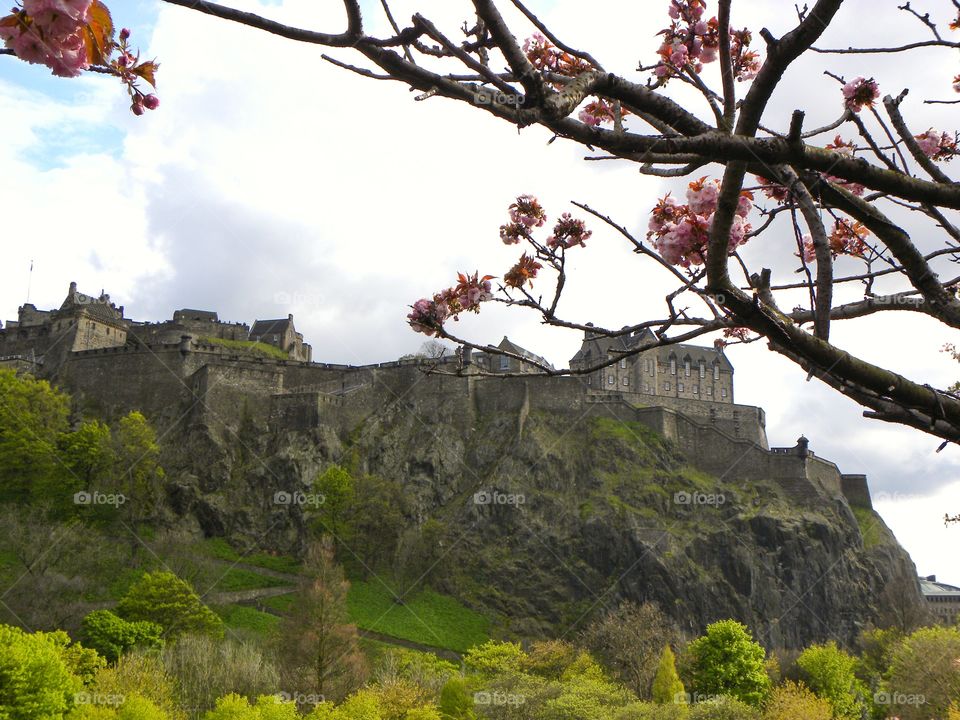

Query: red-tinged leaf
[0,13,21,28]
[133,60,159,87]
[84,0,114,65]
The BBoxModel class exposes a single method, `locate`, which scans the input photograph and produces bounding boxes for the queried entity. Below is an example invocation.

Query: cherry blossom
[0,1,159,114]
[755,176,790,203]
[914,129,958,161]
[578,99,625,127]
[801,219,870,262]
[546,213,592,249]
[504,254,543,289]
[823,136,865,195]
[648,177,753,268]
[523,32,592,77]
[841,77,879,113]
[407,272,495,336]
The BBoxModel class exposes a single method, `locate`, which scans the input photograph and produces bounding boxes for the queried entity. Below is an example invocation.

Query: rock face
[161,391,924,651]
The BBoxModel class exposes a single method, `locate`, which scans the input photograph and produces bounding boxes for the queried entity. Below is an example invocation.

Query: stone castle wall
[35,342,869,510]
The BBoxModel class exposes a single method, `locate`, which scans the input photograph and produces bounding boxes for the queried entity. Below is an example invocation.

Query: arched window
[699,361,705,379]
[684,357,691,376]
[713,363,720,380]
[669,355,677,375]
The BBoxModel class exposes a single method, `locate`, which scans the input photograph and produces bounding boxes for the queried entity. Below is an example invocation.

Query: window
[707,387,713,396]
[644,359,650,373]
[664,382,671,391]
[622,377,629,386]
[670,357,676,375]
[619,359,627,369]
[500,355,510,370]
[678,382,684,392]
[608,375,615,385]
[713,365,720,380]
[699,362,705,379]
[684,360,691,376]
[586,377,591,385]
[644,383,650,393]
[721,388,728,398]
[693,385,699,394]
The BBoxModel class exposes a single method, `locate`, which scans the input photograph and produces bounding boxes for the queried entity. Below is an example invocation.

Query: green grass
[347,581,490,653]
[202,538,301,574]
[852,506,883,549]
[260,594,295,613]
[198,336,290,360]
[213,567,289,592]
[214,604,280,637]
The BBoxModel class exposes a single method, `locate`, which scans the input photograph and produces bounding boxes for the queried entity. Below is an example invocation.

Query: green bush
[795,641,866,720]
[683,621,771,707]
[117,571,224,638]
[687,696,759,720]
[80,610,164,663]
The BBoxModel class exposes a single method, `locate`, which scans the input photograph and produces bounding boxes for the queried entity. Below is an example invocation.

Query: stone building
[570,325,735,403]
[0,282,127,367]
[919,575,960,624]
[469,336,554,374]
[250,315,312,362]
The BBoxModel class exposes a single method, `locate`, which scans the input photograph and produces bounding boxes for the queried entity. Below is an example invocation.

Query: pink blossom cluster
[0,0,93,77]
[500,194,546,245]
[408,272,495,336]
[841,77,880,113]
[655,0,718,80]
[579,99,623,127]
[801,219,870,262]
[755,175,790,203]
[547,213,592,249]
[914,129,958,161]
[729,28,760,81]
[522,32,592,77]
[714,326,752,349]
[823,136,865,196]
[647,177,753,268]
[504,253,542,289]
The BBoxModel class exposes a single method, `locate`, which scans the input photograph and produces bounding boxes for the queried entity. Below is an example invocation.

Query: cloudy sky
[1,0,959,584]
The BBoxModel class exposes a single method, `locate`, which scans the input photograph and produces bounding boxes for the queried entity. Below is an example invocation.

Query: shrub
[761,681,831,720]
[117,571,223,638]
[683,621,770,707]
[795,641,866,720]
[81,610,164,663]
[652,646,685,705]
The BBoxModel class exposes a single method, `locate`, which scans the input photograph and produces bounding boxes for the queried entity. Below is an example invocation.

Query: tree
[110,411,166,532]
[886,625,960,720]
[0,624,92,720]
[116,571,224,639]
[312,465,356,540]
[438,678,476,720]
[80,610,164,664]
[652,645,686,705]
[683,620,771,707]
[761,682,832,720]
[0,369,70,504]
[580,601,679,699]
[794,641,867,720]
[82,651,183,720]
[274,539,367,702]
[160,634,279,717]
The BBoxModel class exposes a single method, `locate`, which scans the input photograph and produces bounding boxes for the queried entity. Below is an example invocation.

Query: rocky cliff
[161,389,924,651]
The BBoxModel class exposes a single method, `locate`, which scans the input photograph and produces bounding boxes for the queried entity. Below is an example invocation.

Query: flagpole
[26,260,33,303]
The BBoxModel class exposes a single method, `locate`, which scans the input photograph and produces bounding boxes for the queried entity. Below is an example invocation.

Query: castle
[0,282,874,513]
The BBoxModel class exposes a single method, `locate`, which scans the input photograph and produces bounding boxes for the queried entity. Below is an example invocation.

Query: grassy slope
[347,581,490,652]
